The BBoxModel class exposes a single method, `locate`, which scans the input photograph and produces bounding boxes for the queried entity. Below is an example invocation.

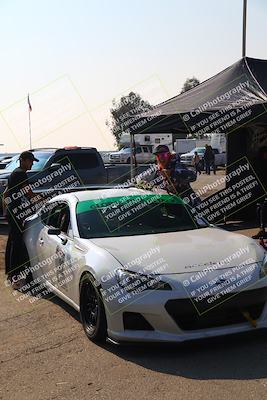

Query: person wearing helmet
[152,145,178,193]
[138,145,198,204]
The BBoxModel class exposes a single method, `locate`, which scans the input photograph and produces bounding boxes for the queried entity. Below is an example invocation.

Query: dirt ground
[191,168,226,198]
[1,215,267,400]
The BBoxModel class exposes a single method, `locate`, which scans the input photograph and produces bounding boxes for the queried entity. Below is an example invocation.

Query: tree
[180,77,200,93]
[106,91,152,146]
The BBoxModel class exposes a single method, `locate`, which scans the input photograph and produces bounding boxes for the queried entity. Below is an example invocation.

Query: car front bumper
[180,159,193,166]
[105,285,267,343]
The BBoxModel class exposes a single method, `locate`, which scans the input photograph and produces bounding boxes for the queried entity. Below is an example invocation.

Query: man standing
[204,144,213,175]
[193,151,202,175]
[209,145,216,175]
[3,151,39,289]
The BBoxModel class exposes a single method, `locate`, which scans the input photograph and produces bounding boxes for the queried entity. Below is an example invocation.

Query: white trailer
[120,133,173,151]
[210,133,226,153]
[176,139,196,155]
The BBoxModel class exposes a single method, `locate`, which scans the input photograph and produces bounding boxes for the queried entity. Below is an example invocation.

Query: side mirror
[47,227,61,235]
[49,163,61,170]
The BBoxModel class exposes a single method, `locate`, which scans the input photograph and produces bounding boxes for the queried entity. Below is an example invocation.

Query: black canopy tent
[128,57,267,195]
[128,57,267,135]
[125,57,267,221]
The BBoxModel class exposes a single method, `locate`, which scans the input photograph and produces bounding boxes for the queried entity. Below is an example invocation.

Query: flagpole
[28,107,32,149]
[242,0,247,57]
[27,93,32,149]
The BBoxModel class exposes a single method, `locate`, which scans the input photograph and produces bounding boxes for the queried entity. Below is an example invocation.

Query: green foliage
[180,77,200,93]
[106,91,152,145]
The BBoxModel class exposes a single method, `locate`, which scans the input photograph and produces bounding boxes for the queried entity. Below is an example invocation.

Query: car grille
[165,288,267,331]
[181,156,193,163]
[110,155,120,161]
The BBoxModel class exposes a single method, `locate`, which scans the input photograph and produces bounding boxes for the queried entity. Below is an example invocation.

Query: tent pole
[133,134,137,171]
[130,133,134,179]
[242,0,247,58]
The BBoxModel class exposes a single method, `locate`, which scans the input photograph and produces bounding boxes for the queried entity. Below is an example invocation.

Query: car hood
[0,170,12,177]
[90,227,264,274]
[0,169,42,177]
[181,153,194,157]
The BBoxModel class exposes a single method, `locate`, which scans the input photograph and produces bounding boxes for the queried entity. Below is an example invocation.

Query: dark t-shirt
[204,147,214,161]
[6,167,30,220]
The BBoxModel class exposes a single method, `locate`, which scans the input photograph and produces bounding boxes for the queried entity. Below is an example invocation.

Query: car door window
[46,204,67,228]
[40,207,50,226]
[59,206,70,234]
[47,205,63,228]
[143,147,149,153]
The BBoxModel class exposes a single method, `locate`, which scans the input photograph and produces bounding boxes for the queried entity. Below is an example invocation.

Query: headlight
[0,179,8,188]
[115,269,172,292]
[260,254,267,278]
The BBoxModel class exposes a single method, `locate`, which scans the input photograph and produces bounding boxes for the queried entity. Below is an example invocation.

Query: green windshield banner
[76,194,184,215]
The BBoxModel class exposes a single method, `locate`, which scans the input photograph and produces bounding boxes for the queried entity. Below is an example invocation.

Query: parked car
[23,188,267,344]
[180,147,226,167]
[99,151,113,164]
[109,146,155,164]
[0,153,19,169]
[0,147,151,219]
[0,147,107,191]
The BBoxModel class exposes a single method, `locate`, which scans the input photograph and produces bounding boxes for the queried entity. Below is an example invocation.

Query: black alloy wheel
[80,274,107,342]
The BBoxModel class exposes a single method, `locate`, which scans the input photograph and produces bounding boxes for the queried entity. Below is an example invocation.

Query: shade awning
[127,57,267,135]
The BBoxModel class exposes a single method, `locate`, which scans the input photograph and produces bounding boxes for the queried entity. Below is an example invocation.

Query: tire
[79,273,107,343]
[127,158,131,164]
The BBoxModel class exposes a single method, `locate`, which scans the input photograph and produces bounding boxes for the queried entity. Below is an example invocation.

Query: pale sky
[0,0,266,152]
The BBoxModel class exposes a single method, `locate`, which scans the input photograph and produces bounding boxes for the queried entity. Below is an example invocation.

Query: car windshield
[5,151,53,171]
[119,148,131,153]
[76,194,208,238]
[190,147,205,154]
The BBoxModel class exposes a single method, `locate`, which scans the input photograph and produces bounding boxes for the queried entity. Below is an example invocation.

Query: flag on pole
[27,94,32,112]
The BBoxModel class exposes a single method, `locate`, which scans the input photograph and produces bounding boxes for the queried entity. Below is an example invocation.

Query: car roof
[51,188,156,203]
[30,147,97,153]
[75,188,153,201]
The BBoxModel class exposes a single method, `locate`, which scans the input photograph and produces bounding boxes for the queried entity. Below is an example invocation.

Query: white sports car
[23,188,267,344]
